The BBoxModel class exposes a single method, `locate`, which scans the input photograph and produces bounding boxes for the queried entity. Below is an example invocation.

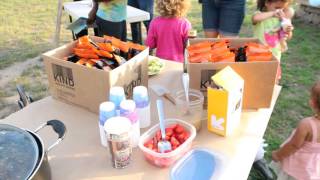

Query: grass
[0,0,72,69]
[0,0,320,179]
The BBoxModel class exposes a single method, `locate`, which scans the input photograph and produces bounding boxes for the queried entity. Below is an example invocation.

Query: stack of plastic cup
[120,100,140,147]
[99,101,116,147]
[133,86,151,128]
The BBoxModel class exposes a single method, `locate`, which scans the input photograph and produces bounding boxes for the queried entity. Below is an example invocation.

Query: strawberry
[177,132,186,144]
[153,137,158,148]
[168,124,177,129]
[172,145,178,150]
[170,136,180,147]
[165,135,171,141]
[183,132,190,141]
[164,150,172,153]
[144,140,154,150]
[156,130,161,141]
[165,128,173,137]
[174,124,184,134]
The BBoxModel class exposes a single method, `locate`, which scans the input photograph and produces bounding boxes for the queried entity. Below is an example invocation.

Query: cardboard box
[42,36,148,114]
[207,66,244,137]
[188,38,279,109]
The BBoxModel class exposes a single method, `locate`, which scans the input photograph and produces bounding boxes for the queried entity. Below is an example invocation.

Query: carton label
[52,64,75,90]
[123,65,142,98]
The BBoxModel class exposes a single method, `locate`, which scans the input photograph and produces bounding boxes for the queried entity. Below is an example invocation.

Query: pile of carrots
[245,42,273,62]
[187,40,273,63]
[64,36,146,70]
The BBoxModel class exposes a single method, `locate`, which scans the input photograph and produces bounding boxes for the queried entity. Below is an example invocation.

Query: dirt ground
[0,56,46,119]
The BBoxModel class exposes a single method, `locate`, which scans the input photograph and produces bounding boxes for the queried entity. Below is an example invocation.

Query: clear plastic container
[174,89,204,132]
[138,119,196,168]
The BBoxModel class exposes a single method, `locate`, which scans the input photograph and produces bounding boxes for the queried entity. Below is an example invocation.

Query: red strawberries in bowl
[139,119,196,168]
[144,124,190,153]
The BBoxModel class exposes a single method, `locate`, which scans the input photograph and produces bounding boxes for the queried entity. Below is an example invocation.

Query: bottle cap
[99,101,116,125]
[133,86,149,108]
[109,86,126,108]
[120,100,136,115]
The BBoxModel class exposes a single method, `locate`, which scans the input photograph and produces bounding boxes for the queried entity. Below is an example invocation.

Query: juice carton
[207,66,244,137]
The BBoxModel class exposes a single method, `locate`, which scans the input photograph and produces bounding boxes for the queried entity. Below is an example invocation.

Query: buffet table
[0,60,281,180]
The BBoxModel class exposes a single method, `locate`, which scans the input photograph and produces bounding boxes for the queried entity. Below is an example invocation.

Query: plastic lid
[170,149,217,180]
[109,86,126,108]
[0,124,39,180]
[104,117,132,135]
[120,100,136,115]
[133,86,149,101]
[99,101,116,125]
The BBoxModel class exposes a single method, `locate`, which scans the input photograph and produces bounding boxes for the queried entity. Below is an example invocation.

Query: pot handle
[35,120,67,152]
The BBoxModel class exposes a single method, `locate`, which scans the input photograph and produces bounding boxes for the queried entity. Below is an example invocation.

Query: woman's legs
[218,0,245,37]
[202,0,245,38]
[96,16,127,41]
[202,0,219,38]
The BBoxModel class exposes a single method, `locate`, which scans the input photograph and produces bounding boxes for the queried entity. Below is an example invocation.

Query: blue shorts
[202,0,246,36]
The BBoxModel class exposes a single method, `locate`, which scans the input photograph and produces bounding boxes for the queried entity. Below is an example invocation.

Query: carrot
[189,52,211,63]
[74,52,99,59]
[78,36,90,44]
[188,46,212,56]
[188,41,213,51]
[247,54,272,62]
[73,48,95,54]
[97,50,113,58]
[76,43,93,49]
[127,42,146,51]
[98,43,115,52]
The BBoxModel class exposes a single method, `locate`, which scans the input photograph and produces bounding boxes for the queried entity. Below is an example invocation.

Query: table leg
[53,0,63,46]
[69,16,76,40]
[137,22,142,44]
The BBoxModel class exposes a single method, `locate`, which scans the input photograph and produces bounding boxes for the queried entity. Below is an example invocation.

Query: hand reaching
[87,9,96,25]
[273,9,286,19]
[284,25,294,33]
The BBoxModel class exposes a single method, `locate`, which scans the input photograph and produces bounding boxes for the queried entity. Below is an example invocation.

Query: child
[87,0,127,41]
[271,81,320,180]
[145,0,191,62]
[252,0,294,82]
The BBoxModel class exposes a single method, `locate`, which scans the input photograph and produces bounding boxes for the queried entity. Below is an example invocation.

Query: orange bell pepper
[74,52,99,59]
[98,43,115,52]
[97,50,113,59]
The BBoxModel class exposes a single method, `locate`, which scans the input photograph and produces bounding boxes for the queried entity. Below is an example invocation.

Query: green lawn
[0,0,320,179]
[0,0,72,69]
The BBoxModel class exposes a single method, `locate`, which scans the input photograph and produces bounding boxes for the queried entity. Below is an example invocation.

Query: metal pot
[0,120,66,180]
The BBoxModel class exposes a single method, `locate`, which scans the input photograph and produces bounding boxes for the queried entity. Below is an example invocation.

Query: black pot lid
[0,124,39,180]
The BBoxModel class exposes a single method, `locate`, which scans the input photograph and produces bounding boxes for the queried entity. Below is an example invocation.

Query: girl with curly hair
[145,0,191,62]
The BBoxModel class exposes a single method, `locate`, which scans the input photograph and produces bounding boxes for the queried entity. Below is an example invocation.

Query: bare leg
[204,31,219,38]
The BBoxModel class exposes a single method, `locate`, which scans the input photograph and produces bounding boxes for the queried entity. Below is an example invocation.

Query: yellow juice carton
[207,66,244,137]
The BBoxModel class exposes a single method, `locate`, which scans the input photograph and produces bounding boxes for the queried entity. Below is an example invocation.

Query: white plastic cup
[133,86,151,128]
[104,117,132,168]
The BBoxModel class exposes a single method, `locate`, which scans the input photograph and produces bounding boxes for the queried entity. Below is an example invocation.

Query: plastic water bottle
[133,86,151,128]
[109,86,126,115]
[120,100,140,147]
[99,101,116,147]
